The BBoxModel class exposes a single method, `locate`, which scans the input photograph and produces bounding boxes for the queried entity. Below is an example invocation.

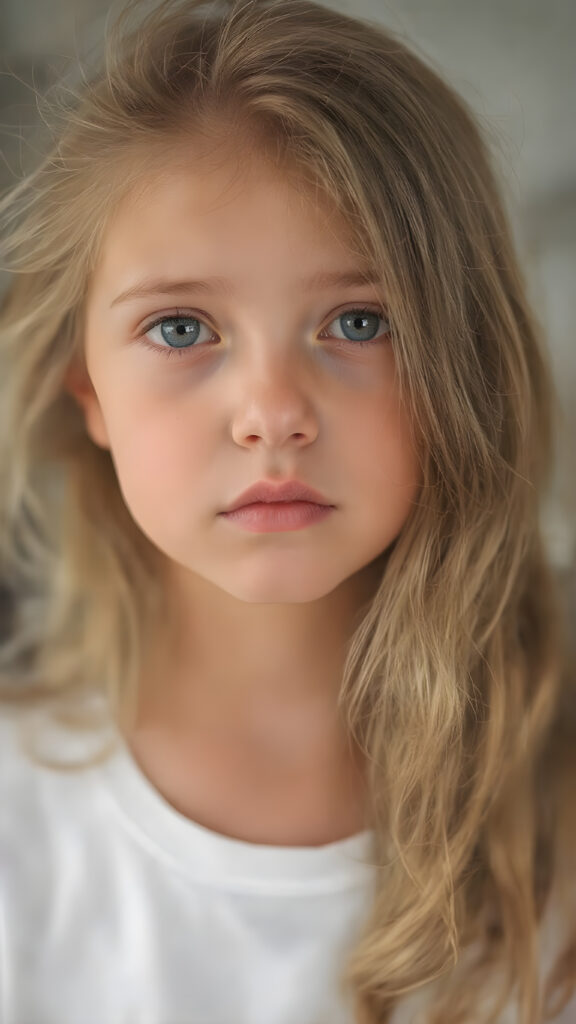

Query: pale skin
[67,142,422,846]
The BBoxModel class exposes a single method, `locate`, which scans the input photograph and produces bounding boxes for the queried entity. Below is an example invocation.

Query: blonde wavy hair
[0,0,575,1021]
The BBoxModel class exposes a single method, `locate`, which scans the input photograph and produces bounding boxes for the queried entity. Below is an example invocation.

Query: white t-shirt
[0,703,574,1024]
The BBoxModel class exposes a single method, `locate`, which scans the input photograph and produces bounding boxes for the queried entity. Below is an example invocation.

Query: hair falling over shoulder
[0,1,574,1020]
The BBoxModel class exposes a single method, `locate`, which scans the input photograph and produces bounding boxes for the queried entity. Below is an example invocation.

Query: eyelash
[137,305,392,361]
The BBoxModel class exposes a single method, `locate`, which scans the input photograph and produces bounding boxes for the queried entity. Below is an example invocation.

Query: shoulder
[0,701,117,855]
[0,706,57,907]
[0,706,63,844]
[0,705,38,807]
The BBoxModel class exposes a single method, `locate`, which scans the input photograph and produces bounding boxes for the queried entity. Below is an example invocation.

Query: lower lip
[220,501,334,532]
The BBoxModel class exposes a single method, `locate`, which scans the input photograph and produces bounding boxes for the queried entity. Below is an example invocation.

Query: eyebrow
[109,270,382,307]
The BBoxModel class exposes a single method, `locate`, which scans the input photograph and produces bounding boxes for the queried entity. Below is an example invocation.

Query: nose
[230,360,319,450]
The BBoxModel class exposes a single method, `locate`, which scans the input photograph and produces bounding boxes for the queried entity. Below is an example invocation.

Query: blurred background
[0,0,574,625]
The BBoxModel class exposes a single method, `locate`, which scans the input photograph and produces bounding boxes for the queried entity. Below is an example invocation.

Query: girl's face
[76,148,421,605]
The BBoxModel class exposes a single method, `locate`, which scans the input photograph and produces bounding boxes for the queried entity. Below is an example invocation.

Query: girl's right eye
[140,313,216,360]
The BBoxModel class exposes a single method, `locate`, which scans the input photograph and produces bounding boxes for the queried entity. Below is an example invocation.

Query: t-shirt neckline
[99,728,376,894]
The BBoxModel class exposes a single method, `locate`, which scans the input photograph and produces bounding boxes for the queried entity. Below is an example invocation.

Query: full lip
[222,480,334,513]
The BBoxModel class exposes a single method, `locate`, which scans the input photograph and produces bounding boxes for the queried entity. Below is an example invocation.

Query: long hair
[0,1,575,1021]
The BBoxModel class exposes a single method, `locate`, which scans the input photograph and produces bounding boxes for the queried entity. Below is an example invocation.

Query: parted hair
[0,1,575,1021]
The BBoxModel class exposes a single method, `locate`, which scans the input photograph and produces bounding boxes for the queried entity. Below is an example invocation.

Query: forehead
[89,144,373,297]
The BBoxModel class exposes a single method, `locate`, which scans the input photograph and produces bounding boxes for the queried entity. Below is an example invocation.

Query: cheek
[102,392,209,511]
[342,385,420,490]
[336,388,422,551]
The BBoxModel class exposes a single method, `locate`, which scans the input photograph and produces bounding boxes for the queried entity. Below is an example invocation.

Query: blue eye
[145,316,213,349]
[139,306,391,360]
[323,308,391,345]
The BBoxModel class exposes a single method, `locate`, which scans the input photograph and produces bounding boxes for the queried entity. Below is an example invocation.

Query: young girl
[0,0,574,1021]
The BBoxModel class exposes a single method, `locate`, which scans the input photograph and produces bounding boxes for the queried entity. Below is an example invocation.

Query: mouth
[230,499,330,511]
[219,499,335,532]
[223,480,333,513]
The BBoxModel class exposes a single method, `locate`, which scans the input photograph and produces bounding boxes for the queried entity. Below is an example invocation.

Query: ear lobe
[64,360,111,450]
[64,360,92,402]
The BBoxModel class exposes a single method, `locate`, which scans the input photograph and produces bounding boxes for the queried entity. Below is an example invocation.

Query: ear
[64,359,111,451]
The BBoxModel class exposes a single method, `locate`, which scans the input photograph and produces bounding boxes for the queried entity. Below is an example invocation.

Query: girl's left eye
[321,307,392,345]
[138,306,392,360]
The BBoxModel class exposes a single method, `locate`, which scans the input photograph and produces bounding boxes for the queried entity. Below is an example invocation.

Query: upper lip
[223,480,333,512]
